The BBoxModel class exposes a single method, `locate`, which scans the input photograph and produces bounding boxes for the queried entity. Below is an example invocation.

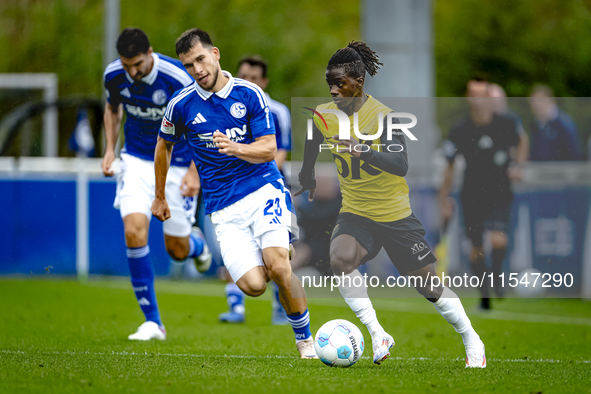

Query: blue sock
[188,232,204,258]
[225,283,245,314]
[287,309,312,342]
[127,246,162,326]
[272,282,286,314]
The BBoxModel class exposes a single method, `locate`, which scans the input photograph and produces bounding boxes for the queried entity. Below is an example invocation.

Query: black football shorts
[331,212,437,275]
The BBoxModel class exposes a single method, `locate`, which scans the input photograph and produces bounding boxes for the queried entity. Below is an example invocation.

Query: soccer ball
[314,319,364,367]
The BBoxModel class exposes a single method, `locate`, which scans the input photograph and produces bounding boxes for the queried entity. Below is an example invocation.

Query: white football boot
[465,340,487,368]
[296,338,319,359]
[372,331,395,365]
[128,321,166,341]
[191,227,212,273]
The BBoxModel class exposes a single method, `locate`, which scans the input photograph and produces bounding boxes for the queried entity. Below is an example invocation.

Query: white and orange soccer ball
[314,319,364,367]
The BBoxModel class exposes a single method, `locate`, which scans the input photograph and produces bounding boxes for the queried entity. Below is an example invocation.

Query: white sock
[432,287,480,346]
[338,270,384,335]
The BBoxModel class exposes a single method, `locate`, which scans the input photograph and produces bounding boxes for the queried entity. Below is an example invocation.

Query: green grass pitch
[1,278,590,393]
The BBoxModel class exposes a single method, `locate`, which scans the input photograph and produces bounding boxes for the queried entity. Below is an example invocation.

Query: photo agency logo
[303,107,418,152]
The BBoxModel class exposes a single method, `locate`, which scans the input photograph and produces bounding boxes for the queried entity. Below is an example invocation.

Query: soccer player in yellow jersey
[295,41,486,368]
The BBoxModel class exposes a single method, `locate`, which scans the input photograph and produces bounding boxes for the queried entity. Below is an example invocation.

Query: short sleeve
[159,94,185,143]
[274,105,292,151]
[247,88,276,139]
[103,75,121,107]
[507,116,523,146]
[443,126,460,164]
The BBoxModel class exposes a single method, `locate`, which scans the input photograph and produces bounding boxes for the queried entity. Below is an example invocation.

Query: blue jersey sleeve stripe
[103,60,123,76]
[270,101,291,135]
[234,80,268,109]
[164,86,193,120]
[159,62,192,86]
[164,85,194,120]
[103,65,122,77]
[269,100,291,147]
[159,61,193,87]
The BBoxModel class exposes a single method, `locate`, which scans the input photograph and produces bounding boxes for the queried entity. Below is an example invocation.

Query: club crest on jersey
[230,102,247,119]
[477,135,494,150]
[152,89,167,105]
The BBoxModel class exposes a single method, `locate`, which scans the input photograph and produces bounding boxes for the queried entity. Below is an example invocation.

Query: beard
[201,67,219,91]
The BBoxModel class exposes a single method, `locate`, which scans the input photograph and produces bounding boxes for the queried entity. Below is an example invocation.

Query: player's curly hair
[327,41,383,79]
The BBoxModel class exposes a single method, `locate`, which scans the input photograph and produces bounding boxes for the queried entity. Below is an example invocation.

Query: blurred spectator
[529,84,583,161]
[440,77,528,309]
[489,83,524,128]
[488,83,509,115]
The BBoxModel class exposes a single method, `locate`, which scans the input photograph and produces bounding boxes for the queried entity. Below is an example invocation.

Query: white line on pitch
[1,350,590,364]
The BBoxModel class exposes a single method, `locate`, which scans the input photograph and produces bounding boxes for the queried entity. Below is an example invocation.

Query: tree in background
[3,0,591,154]
[0,0,359,155]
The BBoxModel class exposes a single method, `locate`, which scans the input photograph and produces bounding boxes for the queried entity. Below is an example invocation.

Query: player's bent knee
[330,251,356,276]
[236,266,268,296]
[124,227,148,247]
[490,232,508,249]
[166,246,187,261]
[164,237,189,261]
[238,279,267,297]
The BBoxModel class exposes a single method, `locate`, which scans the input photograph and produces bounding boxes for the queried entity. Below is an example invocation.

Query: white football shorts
[114,152,197,237]
[210,179,299,282]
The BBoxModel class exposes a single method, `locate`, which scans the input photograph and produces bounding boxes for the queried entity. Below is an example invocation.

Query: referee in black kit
[439,77,528,310]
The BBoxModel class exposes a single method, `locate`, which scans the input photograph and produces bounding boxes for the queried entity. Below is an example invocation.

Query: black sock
[471,252,490,301]
[492,248,506,277]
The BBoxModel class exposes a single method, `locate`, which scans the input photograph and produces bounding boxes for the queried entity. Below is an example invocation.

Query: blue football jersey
[159,71,282,214]
[267,95,291,151]
[103,52,193,166]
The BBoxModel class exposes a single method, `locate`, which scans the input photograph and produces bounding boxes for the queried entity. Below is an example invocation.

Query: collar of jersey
[194,70,234,100]
[124,52,159,85]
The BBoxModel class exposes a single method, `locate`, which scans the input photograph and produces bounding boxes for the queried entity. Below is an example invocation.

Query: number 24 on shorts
[264,198,282,216]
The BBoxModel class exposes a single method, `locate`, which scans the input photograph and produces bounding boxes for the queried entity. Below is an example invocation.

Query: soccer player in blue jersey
[151,28,317,359]
[218,56,292,325]
[102,28,211,341]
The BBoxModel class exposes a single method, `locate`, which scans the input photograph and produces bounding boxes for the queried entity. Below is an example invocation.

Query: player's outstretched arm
[101,102,123,177]
[152,136,174,222]
[293,123,323,201]
[213,131,276,163]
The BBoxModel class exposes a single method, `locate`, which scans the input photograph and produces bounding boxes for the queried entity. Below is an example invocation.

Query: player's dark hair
[238,56,268,78]
[176,28,214,55]
[327,41,383,78]
[116,28,150,58]
[469,73,489,83]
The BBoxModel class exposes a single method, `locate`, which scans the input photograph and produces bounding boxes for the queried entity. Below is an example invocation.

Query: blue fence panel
[0,177,172,276]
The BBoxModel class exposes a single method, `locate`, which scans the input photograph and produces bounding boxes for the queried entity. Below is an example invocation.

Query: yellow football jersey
[314,95,412,222]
